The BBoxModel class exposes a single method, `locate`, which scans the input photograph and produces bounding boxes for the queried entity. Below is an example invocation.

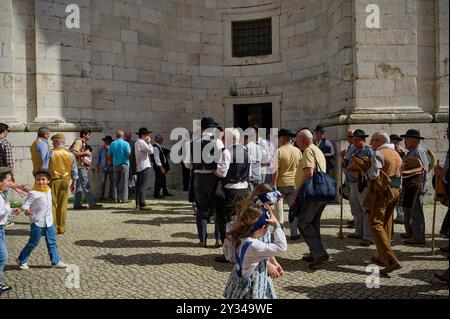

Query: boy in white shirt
[17,169,68,270]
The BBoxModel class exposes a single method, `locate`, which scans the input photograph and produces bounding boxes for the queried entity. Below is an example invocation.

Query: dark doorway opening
[233,103,272,129]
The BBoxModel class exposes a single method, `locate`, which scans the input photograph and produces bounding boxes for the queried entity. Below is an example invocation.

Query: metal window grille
[232,18,272,57]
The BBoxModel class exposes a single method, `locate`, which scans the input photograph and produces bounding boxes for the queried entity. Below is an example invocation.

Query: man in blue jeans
[71,128,102,210]
[108,130,132,203]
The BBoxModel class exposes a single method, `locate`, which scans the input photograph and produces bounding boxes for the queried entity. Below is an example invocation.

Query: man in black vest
[151,134,172,198]
[214,128,250,262]
[314,125,335,175]
[184,117,224,247]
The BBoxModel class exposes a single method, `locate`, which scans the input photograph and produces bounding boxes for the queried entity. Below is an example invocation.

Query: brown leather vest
[380,148,402,177]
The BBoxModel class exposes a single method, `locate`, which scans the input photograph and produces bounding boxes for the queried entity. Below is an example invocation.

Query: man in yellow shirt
[294,129,329,269]
[272,129,302,239]
[49,134,78,234]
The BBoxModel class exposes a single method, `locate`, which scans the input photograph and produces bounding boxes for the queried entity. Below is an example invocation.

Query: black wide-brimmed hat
[389,134,403,142]
[200,117,218,129]
[314,125,325,133]
[136,127,152,135]
[102,135,113,143]
[353,129,369,138]
[400,129,425,140]
[278,128,296,138]
[34,169,52,179]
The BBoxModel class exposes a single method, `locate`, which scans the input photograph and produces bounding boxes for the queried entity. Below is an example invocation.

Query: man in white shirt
[244,127,267,190]
[134,127,153,210]
[152,134,173,198]
[215,128,251,260]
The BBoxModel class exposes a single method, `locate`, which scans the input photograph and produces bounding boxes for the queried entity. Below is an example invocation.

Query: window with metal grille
[232,18,272,57]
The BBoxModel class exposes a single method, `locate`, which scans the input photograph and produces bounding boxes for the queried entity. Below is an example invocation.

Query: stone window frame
[222,5,281,66]
[223,94,282,129]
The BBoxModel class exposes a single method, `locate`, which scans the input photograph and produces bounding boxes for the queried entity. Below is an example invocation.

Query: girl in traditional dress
[224,193,287,299]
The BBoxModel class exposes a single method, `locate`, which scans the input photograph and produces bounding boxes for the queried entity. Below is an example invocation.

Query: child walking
[0,167,21,295]
[224,197,287,299]
[17,169,68,270]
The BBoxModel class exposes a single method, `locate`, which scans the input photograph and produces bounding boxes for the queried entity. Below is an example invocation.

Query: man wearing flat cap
[314,125,335,175]
[400,129,430,245]
[48,134,78,234]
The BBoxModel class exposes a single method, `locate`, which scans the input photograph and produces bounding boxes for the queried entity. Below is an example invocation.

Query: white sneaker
[52,261,68,269]
[16,258,29,270]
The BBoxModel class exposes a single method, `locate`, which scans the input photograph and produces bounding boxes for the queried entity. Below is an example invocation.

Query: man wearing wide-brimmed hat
[48,134,78,234]
[272,128,302,239]
[400,129,430,246]
[134,127,153,210]
[184,117,224,247]
[345,129,374,246]
[314,125,335,175]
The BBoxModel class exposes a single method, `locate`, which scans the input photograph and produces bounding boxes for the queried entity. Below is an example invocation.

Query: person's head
[137,128,152,142]
[116,130,124,139]
[0,169,13,191]
[0,123,9,138]
[124,132,132,142]
[370,132,390,151]
[227,204,270,243]
[34,170,51,188]
[296,129,314,151]
[37,126,51,140]
[352,129,369,149]
[404,137,420,151]
[80,128,92,141]
[315,125,325,141]
[346,129,354,145]
[236,184,275,215]
[244,135,249,146]
[389,134,403,147]
[102,136,113,148]
[51,134,66,148]
[155,134,163,144]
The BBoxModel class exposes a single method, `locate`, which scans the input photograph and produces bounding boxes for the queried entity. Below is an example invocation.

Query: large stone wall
[0,0,448,201]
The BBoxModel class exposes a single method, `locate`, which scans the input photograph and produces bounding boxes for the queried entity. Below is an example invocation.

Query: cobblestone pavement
[2,190,449,299]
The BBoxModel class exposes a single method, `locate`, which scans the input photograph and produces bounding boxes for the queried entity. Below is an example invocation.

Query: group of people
[0,119,448,298]
[0,123,175,295]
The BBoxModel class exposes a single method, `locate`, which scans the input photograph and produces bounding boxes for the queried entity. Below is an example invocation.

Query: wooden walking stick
[338,164,344,239]
[431,160,440,255]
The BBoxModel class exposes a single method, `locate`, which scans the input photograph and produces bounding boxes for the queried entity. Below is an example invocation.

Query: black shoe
[439,230,449,238]
[214,255,229,263]
[302,255,314,263]
[308,255,329,270]
[154,195,162,199]
[0,284,12,295]
[290,235,302,241]
[163,193,174,197]
[394,219,404,225]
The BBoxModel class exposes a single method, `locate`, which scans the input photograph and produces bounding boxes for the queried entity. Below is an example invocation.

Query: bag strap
[310,148,324,173]
[235,240,252,278]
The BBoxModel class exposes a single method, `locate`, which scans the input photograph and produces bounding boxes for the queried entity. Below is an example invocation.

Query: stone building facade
[0,0,448,198]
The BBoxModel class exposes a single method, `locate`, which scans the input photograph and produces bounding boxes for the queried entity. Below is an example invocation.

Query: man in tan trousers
[48,134,78,234]
[365,132,403,276]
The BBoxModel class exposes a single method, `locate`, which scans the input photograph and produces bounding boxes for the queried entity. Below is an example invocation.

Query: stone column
[434,0,449,122]
[350,0,433,124]
[30,0,101,132]
[0,0,25,130]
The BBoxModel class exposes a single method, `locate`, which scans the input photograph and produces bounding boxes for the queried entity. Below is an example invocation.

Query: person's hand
[267,262,281,279]
[85,150,93,157]
[160,167,166,175]
[13,185,28,197]
[275,263,284,278]
[24,209,31,216]
[265,205,279,226]
[12,208,21,216]
[70,181,76,194]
